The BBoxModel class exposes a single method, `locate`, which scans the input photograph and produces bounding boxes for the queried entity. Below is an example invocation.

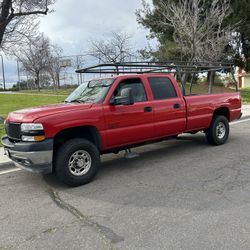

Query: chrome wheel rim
[216,122,226,140]
[68,150,92,176]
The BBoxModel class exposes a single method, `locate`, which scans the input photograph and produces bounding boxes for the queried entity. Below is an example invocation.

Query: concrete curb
[242,115,250,120]
[0,161,14,168]
[0,159,12,167]
[0,147,11,167]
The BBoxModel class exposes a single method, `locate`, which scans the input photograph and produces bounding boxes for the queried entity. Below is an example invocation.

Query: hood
[7,103,93,123]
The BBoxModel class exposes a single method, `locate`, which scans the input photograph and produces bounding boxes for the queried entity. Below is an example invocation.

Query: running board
[124,149,140,159]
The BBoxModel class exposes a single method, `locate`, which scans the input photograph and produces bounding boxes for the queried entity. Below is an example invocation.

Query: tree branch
[13,9,49,17]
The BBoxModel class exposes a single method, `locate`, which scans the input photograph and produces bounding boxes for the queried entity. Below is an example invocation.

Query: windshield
[65,79,114,104]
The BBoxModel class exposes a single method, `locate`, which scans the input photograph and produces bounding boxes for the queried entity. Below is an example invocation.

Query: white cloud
[3,0,153,86]
[39,0,150,54]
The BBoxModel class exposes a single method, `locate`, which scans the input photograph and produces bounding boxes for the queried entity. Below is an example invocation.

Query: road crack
[47,189,124,248]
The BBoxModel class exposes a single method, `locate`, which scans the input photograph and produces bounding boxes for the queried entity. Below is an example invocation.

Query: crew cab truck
[1,72,241,186]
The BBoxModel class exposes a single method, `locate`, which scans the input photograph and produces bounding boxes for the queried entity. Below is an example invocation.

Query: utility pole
[99,53,101,77]
[76,55,80,85]
[17,60,21,90]
[0,55,6,91]
[76,55,84,85]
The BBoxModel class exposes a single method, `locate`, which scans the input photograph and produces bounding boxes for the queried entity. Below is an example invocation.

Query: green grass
[0,93,67,142]
[0,124,5,141]
[0,85,249,145]
[20,89,75,96]
[0,93,66,117]
[184,83,235,94]
[184,83,250,103]
[239,88,250,104]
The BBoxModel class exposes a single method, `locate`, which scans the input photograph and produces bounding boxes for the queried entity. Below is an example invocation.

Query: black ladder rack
[75,61,238,93]
[76,61,234,74]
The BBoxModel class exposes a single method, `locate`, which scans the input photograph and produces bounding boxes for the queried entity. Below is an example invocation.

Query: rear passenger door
[148,77,186,138]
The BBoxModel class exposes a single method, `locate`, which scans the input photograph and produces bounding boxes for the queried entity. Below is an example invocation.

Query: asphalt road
[1,118,250,250]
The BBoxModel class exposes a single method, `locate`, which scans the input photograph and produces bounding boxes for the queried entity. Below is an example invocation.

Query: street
[1,118,250,250]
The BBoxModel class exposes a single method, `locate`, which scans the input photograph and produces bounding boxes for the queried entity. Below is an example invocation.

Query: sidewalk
[1,105,250,166]
[242,104,250,118]
[0,147,11,166]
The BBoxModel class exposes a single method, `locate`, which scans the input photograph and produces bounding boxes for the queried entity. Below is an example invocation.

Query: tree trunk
[35,72,40,91]
[56,73,60,88]
[181,73,188,95]
[0,25,7,46]
[115,65,119,75]
[52,80,57,92]
[0,0,13,47]
[189,73,196,95]
[208,71,215,94]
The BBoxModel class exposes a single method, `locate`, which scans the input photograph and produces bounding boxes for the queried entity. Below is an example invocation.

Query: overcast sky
[2,0,153,87]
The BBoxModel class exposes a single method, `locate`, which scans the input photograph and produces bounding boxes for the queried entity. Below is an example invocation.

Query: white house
[242,73,250,88]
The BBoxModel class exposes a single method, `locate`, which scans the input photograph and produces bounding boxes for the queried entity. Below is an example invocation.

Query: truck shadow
[43,133,250,212]
[43,134,205,189]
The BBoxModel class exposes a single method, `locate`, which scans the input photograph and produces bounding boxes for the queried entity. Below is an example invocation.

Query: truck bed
[184,92,241,132]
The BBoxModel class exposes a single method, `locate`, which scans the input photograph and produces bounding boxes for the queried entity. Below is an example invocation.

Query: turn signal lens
[34,135,46,141]
[21,135,45,142]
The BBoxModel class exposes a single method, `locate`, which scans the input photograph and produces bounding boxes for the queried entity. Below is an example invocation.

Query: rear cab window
[148,77,177,100]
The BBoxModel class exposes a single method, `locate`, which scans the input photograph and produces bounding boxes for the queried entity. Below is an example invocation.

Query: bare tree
[15,33,51,91]
[0,0,55,51]
[90,32,134,72]
[48,44,63,88]
[138,0,235,63]
[17,35,64,90]
[137,0,237,90]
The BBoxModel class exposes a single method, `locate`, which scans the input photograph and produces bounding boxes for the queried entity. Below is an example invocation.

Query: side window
[148,77,177,100]
[113,78,147,103]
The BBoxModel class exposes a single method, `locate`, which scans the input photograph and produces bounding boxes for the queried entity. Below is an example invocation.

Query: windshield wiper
[81,97,96,103]
[69,99,85,103]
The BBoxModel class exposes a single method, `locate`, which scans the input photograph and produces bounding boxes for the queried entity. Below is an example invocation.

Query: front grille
[5,123,21,140]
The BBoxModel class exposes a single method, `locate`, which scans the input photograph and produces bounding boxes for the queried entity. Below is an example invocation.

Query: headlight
[21,123,44,132]
[21,123,45,142]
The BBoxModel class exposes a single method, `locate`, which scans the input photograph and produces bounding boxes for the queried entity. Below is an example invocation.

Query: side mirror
[110,87,134,105]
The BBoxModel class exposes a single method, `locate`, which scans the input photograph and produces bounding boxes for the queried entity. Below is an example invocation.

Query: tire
[205,115,229,145]
[55,138,100,187]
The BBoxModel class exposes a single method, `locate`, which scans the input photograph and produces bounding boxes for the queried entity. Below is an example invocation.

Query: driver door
[103,78,154,148]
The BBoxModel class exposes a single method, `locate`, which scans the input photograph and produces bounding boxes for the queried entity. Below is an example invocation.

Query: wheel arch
[213,107,230,120]
[53,125,102,153]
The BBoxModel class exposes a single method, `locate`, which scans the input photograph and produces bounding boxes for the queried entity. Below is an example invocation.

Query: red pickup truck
[2,73,241,186]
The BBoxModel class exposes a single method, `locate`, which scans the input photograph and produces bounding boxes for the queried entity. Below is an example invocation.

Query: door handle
[144,106,153,112]
[173,103,181,109]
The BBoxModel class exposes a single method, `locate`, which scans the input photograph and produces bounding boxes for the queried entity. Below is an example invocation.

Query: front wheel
[205,115,229,145]
[55,138,100,187]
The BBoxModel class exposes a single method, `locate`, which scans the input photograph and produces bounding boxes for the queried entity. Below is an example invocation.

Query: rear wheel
[55,138,100,187]
[205,115,229,145]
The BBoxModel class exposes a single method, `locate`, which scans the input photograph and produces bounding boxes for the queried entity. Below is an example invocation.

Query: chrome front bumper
[1,136,53,174]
